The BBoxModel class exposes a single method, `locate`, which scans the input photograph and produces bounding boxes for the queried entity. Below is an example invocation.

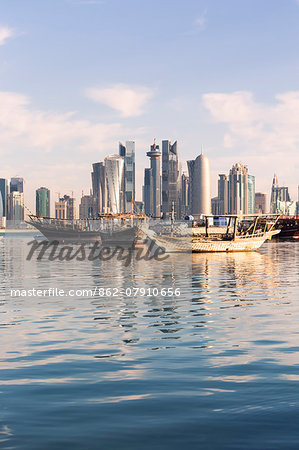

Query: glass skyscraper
[91,162,108,215]
[119,141,135,213]
[104,155,124,214]
[0,178,8,217]
[162,140,179,217]
[36,187,50,217]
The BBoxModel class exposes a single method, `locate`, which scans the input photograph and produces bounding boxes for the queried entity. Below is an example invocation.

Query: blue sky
[0,0,299,213]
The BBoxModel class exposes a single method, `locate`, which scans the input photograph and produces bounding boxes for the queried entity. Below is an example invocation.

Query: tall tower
[187,153,211,216]
[119,141,135,212]
[36,187,50,217]
[104,155,124,214]
[146,140,161,218]
[8,177,24,221]
[0,178,8,218]
[91,162,108,215]
[162,140,179,217]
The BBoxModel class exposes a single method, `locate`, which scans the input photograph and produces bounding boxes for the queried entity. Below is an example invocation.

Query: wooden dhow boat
[140,215,281,253]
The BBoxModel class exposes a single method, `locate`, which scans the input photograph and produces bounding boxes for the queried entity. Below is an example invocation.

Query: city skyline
[1,143,299,219]
[0,0,298,214]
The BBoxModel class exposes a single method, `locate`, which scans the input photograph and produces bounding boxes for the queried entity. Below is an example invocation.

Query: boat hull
[142,230,280,253]
[28,222,101,242]
[99,226,138,246]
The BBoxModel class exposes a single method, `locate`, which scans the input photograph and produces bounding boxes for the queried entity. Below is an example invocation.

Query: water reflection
[1,238,299,449]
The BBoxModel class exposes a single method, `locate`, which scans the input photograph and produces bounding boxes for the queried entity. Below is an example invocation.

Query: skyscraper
[119,141,135,213]
[36,187,50,217]
[10,177,24,193]
[0,178,8,218]
[8,177,24,221]
[143,168,153,217]
[104,155,124,214]
[91,162,108,215]
[146,140,161,218]
[55,195,76,220]
[187,153,211,216]
[162,140,179,217]
[8,191,24,222]
[248,174,255,214]
[270,175,295,214]
[79,193,94,219]
[255,193,267,214]
[214,163,255,215]
[180,173,190,217]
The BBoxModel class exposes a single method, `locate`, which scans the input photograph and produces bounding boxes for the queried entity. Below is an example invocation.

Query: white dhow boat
[140,215,280,253]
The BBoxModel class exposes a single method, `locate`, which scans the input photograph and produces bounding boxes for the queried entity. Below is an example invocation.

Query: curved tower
[104,155,124,214]
[187,153,211,216]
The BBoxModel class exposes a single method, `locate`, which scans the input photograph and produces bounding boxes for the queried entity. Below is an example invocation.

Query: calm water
[0,237,299,449]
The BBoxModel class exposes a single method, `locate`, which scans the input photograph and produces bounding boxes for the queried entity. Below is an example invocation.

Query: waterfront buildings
[55,195,76,220]
[79,193,94,219]
[10,177,24,194]
[270,174,296,214]
[8,191,24,223]
[143,168,153,217]
[162,140,179,218]
[212,163,255,215]
[104,155,124,214]
[145,141,161,218]
[91,162,108,215]
[8,177,24,222]
[0,178,8,218]
[180,172,190,217]
[255,193,267,214]
[36,187,50,217]
[119,141,135,213]
[187,153,211,217]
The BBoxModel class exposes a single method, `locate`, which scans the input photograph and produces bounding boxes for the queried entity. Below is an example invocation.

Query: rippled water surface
[1,238,299,449]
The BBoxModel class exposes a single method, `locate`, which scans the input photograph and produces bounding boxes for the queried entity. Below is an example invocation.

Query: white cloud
[86,84,154,117]
[0,91,129,153]
[0,26,15,46]
[195,10,207,31]
[202,90,299,196]
[202,90,299,153]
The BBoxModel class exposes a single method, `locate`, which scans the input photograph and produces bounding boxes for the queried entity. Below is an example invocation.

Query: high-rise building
[255,193,267,214]
[214,164,255,215]
[162,140,179,217]
[248,174,255,214]
[55,195,76,220]
[0,178,8,218]
[36,187,50,217]
[143,168,153,217]
[180,173,190,217]
[8,191,24,222]
[146,141,161,218]
[104,155,124,214]
[79,194,94,219]
[91,162,108,215]
[214,174,229,215]
[119,141,135,213]
[162,140,180,217]
[8,177,24,222]
[270,175,296,214]
[10,177,24,193]
[187,153,211,216]
[228,163,249,215]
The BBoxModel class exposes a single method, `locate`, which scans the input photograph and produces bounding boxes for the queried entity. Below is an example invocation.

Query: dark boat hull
[274,216,299,240]
[29,222,101,242]
[99,226,138,246]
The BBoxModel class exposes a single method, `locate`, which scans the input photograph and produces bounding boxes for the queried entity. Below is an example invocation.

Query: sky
[0,0,299,214]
